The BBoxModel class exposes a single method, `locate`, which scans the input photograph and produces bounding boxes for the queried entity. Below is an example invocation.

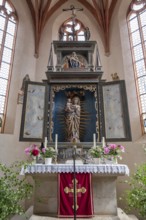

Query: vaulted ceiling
[26,0,119,57]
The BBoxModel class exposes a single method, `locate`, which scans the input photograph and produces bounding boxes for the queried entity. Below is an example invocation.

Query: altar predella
[20,4,131,220]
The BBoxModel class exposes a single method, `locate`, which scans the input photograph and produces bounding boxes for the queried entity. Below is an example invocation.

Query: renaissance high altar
[20,11,131,219]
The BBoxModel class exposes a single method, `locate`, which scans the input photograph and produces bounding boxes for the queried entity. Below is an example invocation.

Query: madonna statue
[65,96,81,142]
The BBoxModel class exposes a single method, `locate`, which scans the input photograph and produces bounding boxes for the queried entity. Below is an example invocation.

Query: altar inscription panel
[19,82,48,142]
[99,81,131,141]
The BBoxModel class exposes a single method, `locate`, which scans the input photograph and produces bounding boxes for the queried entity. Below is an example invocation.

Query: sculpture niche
[62,52,87,70]
[65,96,81,142]
[67,52,80,68]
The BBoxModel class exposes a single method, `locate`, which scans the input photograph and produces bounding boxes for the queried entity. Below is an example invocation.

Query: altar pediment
[53,41,97,54]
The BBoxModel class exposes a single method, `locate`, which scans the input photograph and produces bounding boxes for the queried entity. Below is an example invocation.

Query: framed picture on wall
[19,81,48,142]
[98,80,132,142]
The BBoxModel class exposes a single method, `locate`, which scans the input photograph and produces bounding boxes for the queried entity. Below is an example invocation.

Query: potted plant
[103,143,125,163]
[41,147,56,164]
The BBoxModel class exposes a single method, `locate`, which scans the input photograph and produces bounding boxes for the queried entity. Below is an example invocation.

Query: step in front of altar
[10,207,139,220]
[30,215,120,220]
[28,208,138,220]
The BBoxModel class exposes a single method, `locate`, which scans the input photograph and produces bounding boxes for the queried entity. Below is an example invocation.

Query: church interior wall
[0,0,146,216]
[4,0,37,134]
[106,18,124,82]
[114,0,146,212]
[35,18,53,82]
[0,0,37,164]
[118,0,142,141]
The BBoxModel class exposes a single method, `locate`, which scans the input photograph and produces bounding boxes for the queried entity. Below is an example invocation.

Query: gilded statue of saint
[65,96,80,142]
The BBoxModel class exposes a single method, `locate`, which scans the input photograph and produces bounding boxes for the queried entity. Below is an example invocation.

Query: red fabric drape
[58,173,94,218]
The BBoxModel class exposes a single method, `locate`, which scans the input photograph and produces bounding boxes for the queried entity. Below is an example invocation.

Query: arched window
[59,18,87,41]
[127,0,146,133]
[0,0,18,133]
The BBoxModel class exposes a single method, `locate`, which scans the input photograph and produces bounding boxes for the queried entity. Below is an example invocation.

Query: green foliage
[0,161,33,220]
[88,145,103,158]
[40,147,56,158]
[124,163,146,218]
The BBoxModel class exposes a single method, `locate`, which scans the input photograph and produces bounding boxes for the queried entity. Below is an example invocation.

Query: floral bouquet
[25,144,40,158]
[40,147,56,158]
[88,145,104,158]
[103,143,125,159]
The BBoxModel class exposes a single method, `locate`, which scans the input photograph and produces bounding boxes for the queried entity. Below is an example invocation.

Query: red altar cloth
[58,173,94,218]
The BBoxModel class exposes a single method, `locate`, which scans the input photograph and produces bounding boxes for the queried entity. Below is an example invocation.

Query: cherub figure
[111,73,120,81]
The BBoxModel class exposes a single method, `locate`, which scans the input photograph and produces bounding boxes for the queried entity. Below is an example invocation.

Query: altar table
[22,164,129,219]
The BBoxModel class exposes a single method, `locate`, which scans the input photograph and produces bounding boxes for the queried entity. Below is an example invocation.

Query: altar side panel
[19,81,48,142]
[103,84,125,138]
[99,80,131,141]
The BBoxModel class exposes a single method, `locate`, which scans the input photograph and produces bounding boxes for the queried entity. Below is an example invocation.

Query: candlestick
[93,133,96,147]
[55,134,58,153]
[44,137,47,148]
[102,137,106,148]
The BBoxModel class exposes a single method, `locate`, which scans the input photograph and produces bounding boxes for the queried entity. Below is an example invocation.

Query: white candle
[44,137,47,148]
[55,134,58,153]
[102,137,106,148]
[93,133,96,147]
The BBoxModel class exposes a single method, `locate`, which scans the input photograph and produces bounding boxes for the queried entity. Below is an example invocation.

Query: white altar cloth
[21,164,129,175]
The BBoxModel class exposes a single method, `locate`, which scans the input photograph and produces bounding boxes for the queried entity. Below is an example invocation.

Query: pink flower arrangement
[25,144,40,157]
[103,143,125,159]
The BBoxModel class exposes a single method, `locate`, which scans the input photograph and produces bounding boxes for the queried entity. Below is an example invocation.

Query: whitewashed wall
[0,0,37,164]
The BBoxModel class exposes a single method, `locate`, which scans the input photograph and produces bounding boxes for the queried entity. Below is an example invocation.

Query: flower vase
[112,157,118,164]
[93,158,101,164]
[104,156,118,164]
[45,157,52,165]
[32,156,37,164]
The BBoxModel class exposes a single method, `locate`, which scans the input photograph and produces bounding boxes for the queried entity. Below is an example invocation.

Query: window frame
[127,0,146,134]
[0,0,18,133]
[59,17,86,41]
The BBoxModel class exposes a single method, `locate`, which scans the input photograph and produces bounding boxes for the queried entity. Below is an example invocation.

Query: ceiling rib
[26,0,118,57]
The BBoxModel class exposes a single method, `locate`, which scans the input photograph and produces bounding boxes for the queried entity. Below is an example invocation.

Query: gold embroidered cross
[64,178,86,210]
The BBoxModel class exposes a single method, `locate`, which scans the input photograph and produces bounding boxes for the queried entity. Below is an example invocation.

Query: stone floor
[29,215,138,220]
[30,217,120,220]
[29,208,138,220]
[11,207,139,220]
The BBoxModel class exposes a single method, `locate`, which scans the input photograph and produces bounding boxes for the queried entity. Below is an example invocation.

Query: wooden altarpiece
[20,41,131,144]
